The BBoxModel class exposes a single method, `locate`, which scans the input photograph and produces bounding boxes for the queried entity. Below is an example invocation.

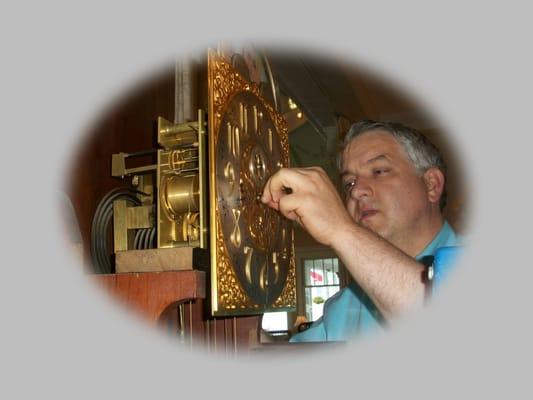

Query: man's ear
[423,168,445,205]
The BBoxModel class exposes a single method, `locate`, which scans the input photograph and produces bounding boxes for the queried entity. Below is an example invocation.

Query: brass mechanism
[157,110,207,249]
[110,155,155,253]
[113,199,153,252]
[110,111,207,253]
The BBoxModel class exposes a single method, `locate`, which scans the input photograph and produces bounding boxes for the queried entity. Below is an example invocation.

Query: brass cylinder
[161,174,199,219]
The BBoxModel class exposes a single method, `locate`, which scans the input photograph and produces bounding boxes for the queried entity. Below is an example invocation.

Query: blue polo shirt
[290,221,459,342]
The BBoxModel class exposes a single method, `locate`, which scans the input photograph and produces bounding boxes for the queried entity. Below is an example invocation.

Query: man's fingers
[278,191,304,221]
[261,172,303,220]
[262,167,330,219]
[259,166,345,247]
[261,168,300,204]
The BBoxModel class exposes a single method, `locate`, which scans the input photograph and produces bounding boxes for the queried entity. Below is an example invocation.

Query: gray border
[2,1,529,398]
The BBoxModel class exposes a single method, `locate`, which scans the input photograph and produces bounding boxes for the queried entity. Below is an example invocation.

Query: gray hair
[338,120,447,210]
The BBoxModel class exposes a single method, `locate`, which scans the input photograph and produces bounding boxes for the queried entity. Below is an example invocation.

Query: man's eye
[343,180,356,193]
[374,168,389,176]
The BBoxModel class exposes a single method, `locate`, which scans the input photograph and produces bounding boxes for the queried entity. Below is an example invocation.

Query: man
[261,120,460,342]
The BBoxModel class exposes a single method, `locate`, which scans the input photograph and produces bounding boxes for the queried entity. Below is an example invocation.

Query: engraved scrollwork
[273,254,297,308]
[216,208,252,310]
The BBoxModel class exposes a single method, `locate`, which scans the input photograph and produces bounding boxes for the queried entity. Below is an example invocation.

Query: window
[302,257,340,322]
[262,250,344,333]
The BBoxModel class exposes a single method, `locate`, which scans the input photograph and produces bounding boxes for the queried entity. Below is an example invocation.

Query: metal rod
[126,149,158,157]
[206,316,211,353]
[124,164,157,175]
[177,304,181,337]
[179,303,185,343]
[214,318,217,353]
[189,300,193,351]
[175,167,199,174]
[262,53,279,112]
[224,318,228,355]
[233,317,237,357]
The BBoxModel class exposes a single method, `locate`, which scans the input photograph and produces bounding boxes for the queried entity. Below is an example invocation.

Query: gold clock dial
[216,92,291,306]
[208,50,296,315]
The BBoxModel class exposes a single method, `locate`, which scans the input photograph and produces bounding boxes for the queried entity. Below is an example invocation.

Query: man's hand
[261,167,354,247]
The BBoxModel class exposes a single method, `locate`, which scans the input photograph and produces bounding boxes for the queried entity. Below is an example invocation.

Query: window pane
[305,259,321,287]
[304,287,313,320]
[310,286,327,321]
[332,259,339,284]
[304,259,313,286]
[324,258,333,284]
[314,259,324,287]
[301,257,341,321]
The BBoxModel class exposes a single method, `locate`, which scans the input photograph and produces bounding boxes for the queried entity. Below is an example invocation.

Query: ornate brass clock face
[208,51,296,315]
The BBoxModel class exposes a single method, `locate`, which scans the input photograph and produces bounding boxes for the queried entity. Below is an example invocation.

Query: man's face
[341,131,431,250]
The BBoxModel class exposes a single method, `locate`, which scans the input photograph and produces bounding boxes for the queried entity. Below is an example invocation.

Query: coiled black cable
[145,227,156,249]
[90,187,142,274]
[132,227,156,250]
[136,227,146,250]
[147,227,156,249]
[133,228,142,250]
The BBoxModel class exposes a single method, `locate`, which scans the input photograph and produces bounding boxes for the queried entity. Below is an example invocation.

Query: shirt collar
[415,221,457,261]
